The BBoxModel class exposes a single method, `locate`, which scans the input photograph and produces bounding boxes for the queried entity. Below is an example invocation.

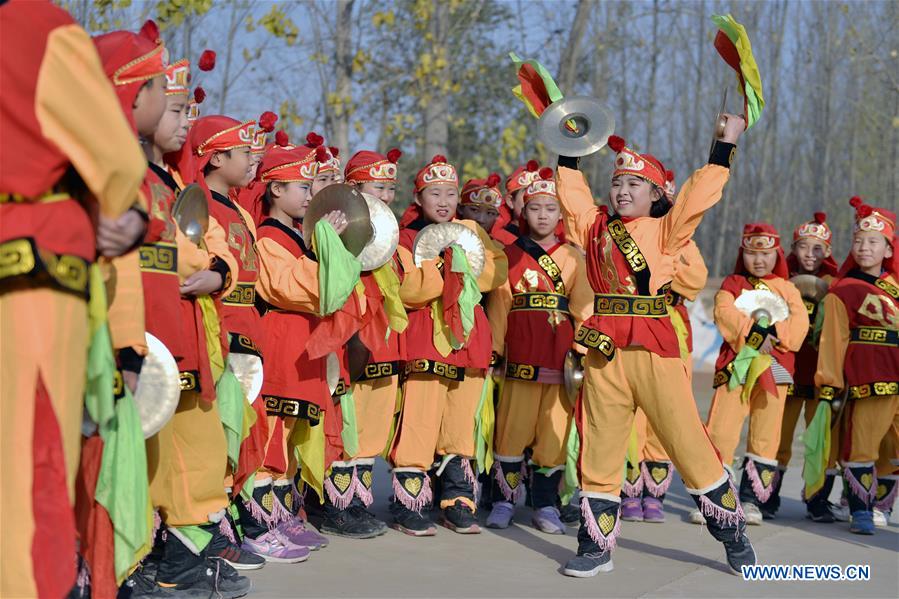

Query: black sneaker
[320,505,381,539]
[722,533,757,576]
[349,505,388,536]
[806,496,836,523]
[117,564,159,599]
[440,500,481,534]
[154,558,251,599]
[209,542,266,571]
[559,502,580,526]
[389,501,437,536]
[562,551,613,577]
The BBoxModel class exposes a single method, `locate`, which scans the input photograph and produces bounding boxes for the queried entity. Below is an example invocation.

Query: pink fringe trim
[698,488,745,532]
[580,496,620,551]
[641,462,673,498]
[324,474,355,511]
[354,469,375,507]
[243,497,272,529]
[874,480,897,511]
[392,473,432,513]
[219,516,237,544]
[745,459,774,503]
[269,495,293,526]
[291,485,305,517]
[493,461,525,503]
[462,458,480,504]
[622,467,643,498]
[845,468,877,503]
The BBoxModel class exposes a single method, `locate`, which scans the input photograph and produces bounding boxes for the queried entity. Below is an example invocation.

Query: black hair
[261,182,275,210]
[202,150,232,176]
[648,184,672,218]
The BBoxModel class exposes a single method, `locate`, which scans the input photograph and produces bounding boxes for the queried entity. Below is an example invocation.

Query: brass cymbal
[172,183,209,246]
[303,184,372,257]
[563,349,584,404]
[538,95,616,157]
[412,222,485,277]
[134,333,180,438]
[358,192,399,271]
[790,274,829,303]
[734,289,790,324]
[227,353,263,404]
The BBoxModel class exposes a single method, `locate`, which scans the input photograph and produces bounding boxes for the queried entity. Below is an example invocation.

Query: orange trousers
[352,376,399,459]
[706,383,789,467]
[494,379,572,467]
[847,395,899,464]
[1,288,89,598]
[146,390,229,526]
[633,408,669,462]
[579,348,724,498]
[776,395,818,467]
[391,370,484,471]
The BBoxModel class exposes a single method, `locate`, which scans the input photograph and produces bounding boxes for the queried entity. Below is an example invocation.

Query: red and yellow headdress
[175,115,254,189]
[787,211,838,276]
[734,222,788,279]
[607,135,673,194]
[165,59,190,96]
[94,20,168,130]
[460,173,503,208]
[414,155,458,193]
[344,148,402,184]
[505,160,540,194]
[303,132,340,175]
[839,196,898,277]
[252,111,278,154]
[258,141,318,184]
[523,167,558,204]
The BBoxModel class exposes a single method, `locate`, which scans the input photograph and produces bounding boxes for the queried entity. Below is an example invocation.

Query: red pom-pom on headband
[193,86,206,104]
[431,154,447,164]
[665,170,675,182]
[315,146,329,162]
[538,167,553,180]
[849,196,863,209]
[814,211,826,224]
[387,148,402,163]
[198,50,216,72]
[275,131,289,147]
[607,135,626,153]
[526,159,539,172]
[139,20,160,43]
[258,111,277,133]
[306,132,324,147]
[329,146,339,158]
[486,172,501,188]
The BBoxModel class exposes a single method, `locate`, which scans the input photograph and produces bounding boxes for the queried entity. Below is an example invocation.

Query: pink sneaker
[241,530,310,564]
[275,517,329,550]
[620,497,643,522]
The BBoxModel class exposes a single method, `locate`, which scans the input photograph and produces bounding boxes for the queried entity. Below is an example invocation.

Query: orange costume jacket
[815,271,899,401]
[557,164,730,360]
[487,237,592,378]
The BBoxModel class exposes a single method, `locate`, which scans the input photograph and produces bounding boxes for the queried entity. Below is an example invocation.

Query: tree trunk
[423,2,449,158]
[557,0,593,92]
[329,0,354,158]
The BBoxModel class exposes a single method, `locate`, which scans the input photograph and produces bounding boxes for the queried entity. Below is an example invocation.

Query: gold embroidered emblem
[284,492,293,511]
[860,473,873,490]
[876,484,887,500]
[760,469,774,488]
[361,470,373,489]
[262,491,274,512]
[721,488,737,510]
[651,467,668,484]
[504,472,521,489]
[333,473,352,493]
[597,512,615,536]
[403,477,422,496]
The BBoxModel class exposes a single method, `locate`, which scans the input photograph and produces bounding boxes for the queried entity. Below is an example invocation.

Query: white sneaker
[688,508,706,525]
[872,508,888,528]
[743,503,763,526]
[831,501,851,522]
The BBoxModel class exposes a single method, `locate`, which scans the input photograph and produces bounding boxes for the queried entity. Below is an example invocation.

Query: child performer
[771,212,840,521]
[704,224,808,526]
[555,119,756,578]
[816,197,898,535]
[390,155,508,536]
[485,167,592,534]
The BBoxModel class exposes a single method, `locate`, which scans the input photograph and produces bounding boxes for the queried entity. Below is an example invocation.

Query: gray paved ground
[244,372,899,598]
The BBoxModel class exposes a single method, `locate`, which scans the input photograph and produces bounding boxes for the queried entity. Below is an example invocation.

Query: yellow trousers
[1,288,88,599]
[353,376,399,459]
[848,395,899,464]
[147,390,229,526]
[391,370,484,471]
[494,379,572,467]
[633,408,669,462]
[776,395,817,467]
[706,383,789,466]
[579,349,724,497]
